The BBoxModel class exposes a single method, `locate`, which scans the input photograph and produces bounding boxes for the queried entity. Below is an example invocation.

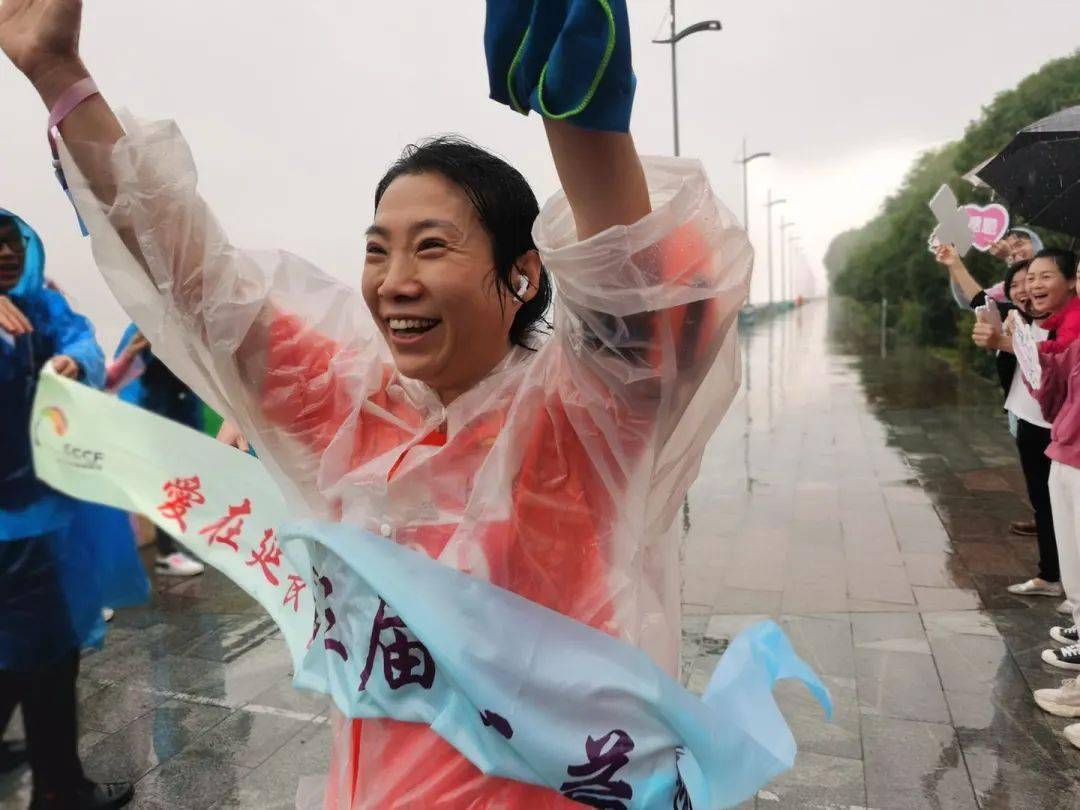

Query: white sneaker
[1035,677,1080,717]
[1066,724,1080,750]
[102,607,115,622]
[1051,626,1080,645]
[1057,600,1077,616]
[1007,579,1064,597]
[154,551,205,577]
[1043,643,1080,671]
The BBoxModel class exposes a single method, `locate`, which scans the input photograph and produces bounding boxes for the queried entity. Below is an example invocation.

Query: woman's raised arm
[542,120,651,241]
[0,0,124,203]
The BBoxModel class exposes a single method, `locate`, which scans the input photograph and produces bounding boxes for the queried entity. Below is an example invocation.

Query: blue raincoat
[486,0,636,132]
[0,209,147,671]
[114,322,203,430]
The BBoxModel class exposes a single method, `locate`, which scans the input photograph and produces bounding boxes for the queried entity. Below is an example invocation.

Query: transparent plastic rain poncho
[61,113,752,808]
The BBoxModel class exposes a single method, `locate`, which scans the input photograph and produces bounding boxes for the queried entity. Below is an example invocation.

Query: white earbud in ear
[515,275,529,299]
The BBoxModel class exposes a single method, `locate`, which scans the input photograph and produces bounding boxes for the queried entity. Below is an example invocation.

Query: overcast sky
[2,1,1078,351]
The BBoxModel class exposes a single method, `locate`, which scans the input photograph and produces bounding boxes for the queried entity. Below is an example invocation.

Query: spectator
[946,227,1044,309]
[1025,249,1080,355]
[1022,253,1080,749]
[941,247,1063,595]
[974,251,1080,602]
[110,325,206,577]
[0,209,133,809]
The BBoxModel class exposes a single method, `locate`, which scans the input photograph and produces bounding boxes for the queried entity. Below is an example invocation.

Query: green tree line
[826,49,1080,350]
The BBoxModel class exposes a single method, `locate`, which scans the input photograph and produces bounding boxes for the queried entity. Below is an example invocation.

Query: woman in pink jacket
[1009,250,1080,751]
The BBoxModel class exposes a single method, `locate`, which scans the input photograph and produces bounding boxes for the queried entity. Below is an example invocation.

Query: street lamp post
[737,138,771,232]
[780,219,795,304]
[652,2,722,157]
[653,4,720,524]
[764,190,787,307]
[789,235,803,301]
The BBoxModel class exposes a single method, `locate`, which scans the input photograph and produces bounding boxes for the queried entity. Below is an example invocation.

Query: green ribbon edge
[506,0,618,121]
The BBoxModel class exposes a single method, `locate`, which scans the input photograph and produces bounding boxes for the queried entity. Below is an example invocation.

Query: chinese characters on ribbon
[309,569,347,659]
[560,730,635,809]
[157,476,205,532]
[359,598,436,692]
[155,476,303,614]
[199,498,251,551]
[246,529,283,585]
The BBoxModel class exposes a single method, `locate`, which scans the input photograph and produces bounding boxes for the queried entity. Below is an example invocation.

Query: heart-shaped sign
[963,203,1010,252]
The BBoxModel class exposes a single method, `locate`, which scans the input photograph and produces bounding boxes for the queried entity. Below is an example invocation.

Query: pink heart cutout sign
[962,203,1010,252]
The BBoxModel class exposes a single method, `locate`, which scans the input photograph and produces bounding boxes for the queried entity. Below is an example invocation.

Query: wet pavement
[4,298,1080,808]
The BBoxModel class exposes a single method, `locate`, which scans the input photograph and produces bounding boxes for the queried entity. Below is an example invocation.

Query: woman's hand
[972,321,997,349]
[0,0,85,100]
[49,353,80,378]
[2,0,122,214]
[0,295,32,335]
[123,330,150,359]
[935,244,961,270]
[972,319,1009,351]
[216,420,250,453]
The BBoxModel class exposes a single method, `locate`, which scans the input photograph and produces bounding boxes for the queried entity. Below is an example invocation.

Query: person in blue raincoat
[0,209,135,809]
[111,323,206,577]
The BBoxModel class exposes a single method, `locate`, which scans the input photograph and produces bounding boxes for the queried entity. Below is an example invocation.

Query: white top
[1005,322,1051,428]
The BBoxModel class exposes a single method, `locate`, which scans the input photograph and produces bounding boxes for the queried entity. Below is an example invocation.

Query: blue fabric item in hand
[485,0,636,132]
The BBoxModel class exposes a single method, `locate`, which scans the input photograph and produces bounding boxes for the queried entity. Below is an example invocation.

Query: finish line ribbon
[31,368,831,808]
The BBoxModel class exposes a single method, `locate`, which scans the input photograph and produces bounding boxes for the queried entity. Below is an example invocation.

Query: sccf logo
[63,444,105,470]
[33,405,68,446]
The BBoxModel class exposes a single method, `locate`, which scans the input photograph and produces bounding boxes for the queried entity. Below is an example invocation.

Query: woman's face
[1007,235,1035,265]
[1008,269,1030,311]
[361,172,527,403]
[1026,257,1076,316]
[0,220,25,293]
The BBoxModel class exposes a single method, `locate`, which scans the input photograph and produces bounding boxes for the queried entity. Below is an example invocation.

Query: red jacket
[1038,295,1080,355]
[1034,339,1080,469]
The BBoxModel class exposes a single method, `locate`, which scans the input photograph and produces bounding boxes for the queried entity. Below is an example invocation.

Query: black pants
[0,650,87,798]
[1016,419,1060,582]
[155,525,177,557]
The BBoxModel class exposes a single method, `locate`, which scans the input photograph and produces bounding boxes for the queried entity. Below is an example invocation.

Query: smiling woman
[362,137,553,403]
[1028,250,1078,317]
[0,0,752,807]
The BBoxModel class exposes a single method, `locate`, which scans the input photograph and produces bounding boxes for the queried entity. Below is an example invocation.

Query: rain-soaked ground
[4,298,1080,809]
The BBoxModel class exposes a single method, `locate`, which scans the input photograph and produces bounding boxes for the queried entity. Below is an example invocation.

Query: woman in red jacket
[1022,252,1080,750]
[973,249,1079,603]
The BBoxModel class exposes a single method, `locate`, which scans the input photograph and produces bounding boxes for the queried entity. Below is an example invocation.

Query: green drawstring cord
[506,0,617,121]
[507,27,532,114]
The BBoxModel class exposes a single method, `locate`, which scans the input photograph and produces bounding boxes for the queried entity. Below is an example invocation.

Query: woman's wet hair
[1032,248,1078,281]
[375,136,553,349]
[0,213,20,239]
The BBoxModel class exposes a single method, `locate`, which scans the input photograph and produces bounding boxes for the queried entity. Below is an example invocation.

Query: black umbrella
[977,105,1080,237]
